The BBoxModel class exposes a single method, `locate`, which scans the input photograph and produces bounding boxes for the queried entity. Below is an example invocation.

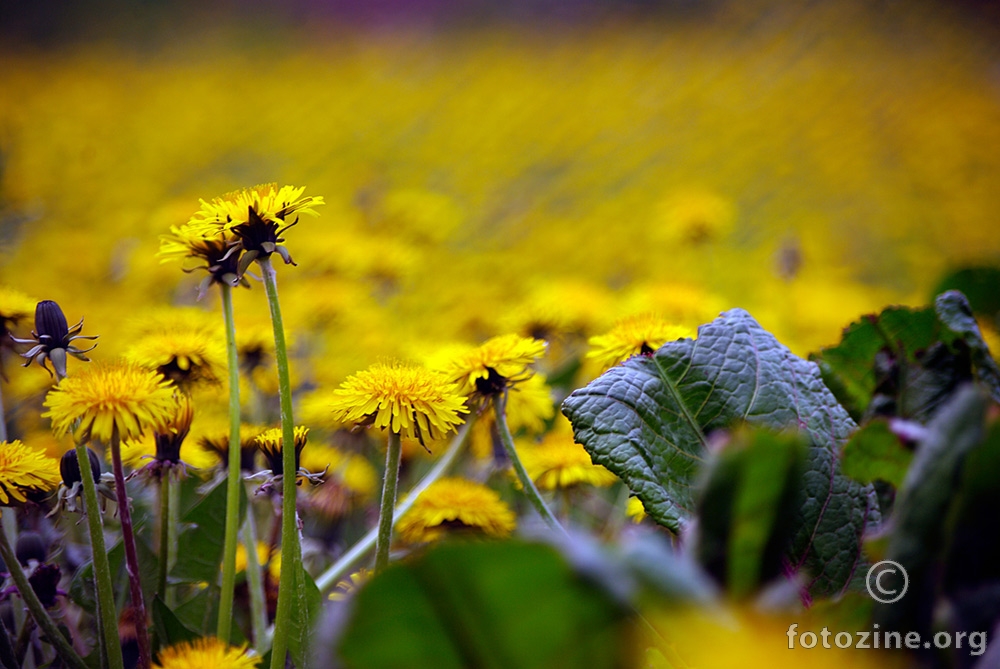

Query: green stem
[75,444,124,669]
[108,429,151,669]
[0,376,8,442]
[314,417,474,592]
[218,283,243,643]
[374,431,403,574]
[0,511,88,669]
[166,480,179,608]
[259,256,304,669]
[492,394,565,534]
[156,479,169,603]
[241,497,268,655]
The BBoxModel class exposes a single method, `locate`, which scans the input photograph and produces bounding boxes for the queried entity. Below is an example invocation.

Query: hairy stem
[374,431,403,574]
[74,444,124,669]
[493,394,565,533]
[217,282,243,643]
[0,511,88,669]
[260,256,304,669]
[109,428,151,669]
[314,418,473,592]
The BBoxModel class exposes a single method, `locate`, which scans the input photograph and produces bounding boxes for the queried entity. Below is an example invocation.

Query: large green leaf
[935,290,1000,401]
[840,420,913,488]
[562,308,878,595]
[874,386,990,633]
[287,563,323,669]
[332,542,626,669]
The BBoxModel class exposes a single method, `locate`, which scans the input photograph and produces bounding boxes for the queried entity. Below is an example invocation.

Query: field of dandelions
[1,1,1000,667]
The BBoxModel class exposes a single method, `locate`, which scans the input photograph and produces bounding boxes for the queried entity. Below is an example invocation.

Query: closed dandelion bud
[15,531,48,566]
[12,300,98,379]
[34,300,69,345]
[60,448,101,486]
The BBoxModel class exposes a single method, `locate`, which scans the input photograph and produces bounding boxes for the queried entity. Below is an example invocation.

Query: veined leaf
[562,308,878,595]
[840,420,913,488]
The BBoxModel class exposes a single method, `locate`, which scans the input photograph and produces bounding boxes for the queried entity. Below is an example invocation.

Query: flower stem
[109,428,151,669]
[0,511,88,669]
[0,379,8,442]
[74,443,124,669]
[259,256,304,669]
[241,496,268,654]
[374,431,403,574]
[156,479,170,603]
[493,394,565,534]
[217,282,243,643]
[166,480,179,608]
[314,418,473,592]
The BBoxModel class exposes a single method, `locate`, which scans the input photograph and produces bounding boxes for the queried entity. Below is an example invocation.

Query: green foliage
[562,308,877,596]
[333,541,627,669]
[695,428,806,598]
[840,420,913,487]
[170,478,246,584]
[287,564,323,669]
[151,596,199,648]
[933,266,1000,321]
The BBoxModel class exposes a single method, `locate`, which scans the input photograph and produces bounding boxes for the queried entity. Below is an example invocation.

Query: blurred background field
[2,0,999,390]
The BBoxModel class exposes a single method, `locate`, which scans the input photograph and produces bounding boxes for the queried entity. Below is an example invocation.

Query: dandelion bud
[15,531,48,566]
[60,448,102,486]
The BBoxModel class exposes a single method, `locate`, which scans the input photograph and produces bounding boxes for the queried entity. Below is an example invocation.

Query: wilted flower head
[11,300,98,380]
[0,440,61,506]
[587,313,694,370]
[43,359,177,443]
[187,183,324,275]
[330,361,468,442]
[444,334,547,398]
[397,477,516,544]
[255,425,310,476]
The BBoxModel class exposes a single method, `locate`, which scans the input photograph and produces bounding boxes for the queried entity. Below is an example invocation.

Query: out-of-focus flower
[328,568,371,601]
[12,300,98,380]
[330,361,467,442]
[125,324,226,392]
[0,287,36,350]
[516,424,618,490]
[198,421,263,472]
[470,373,554,459]
[153,638,258,669]
[43,359,176,443]
[300,444,377,518]
[444,334,547,398]
[587,314,695,370]
[158,223,248,296]
[233,542,280,582]
[653,189,736,246]
[625,497,646,523]
[0,440,60,505]
[396,477,516,544]
[187,183,324,274]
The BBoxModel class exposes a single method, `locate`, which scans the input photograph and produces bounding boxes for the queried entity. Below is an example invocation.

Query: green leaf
[933,266,1000,320]
[170,478,246,584]
[68,541,124,614]
[875,386,990,632]
[173,587,246,642]
[562,308,878,596]
[152,596,199,647]
[334,542,626,669]
[840,420,913,487]
[695,428,806,599]
[935,290,1000,402]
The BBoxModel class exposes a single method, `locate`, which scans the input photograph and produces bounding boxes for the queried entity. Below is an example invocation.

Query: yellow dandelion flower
[0,440,61,505]
[329,568,371,601]
[397,477,516,544]
[187,183,324,269]
[444,334,547,397]
[157,223,246,295]
[197,420,263,472]
[233,542,280,582]
[470,374,554,459]
[125,327,226,391]
[43,360,177,443]
[587,314,695,370]
[516,425,618,490]
[626,497,647,523]
[299,445,377,498]
[255,426,309,476]
[154,637,258,669]
[329,361,467,441]
[0,287,36,336]
[653,188,736,246]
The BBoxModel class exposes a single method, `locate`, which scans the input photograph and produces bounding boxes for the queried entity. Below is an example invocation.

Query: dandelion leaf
[562,308,879,596]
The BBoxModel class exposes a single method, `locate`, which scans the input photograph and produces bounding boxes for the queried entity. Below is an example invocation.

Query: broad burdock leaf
[562,309,879,596]
[840,420,913,488]
[935,290,1000,402]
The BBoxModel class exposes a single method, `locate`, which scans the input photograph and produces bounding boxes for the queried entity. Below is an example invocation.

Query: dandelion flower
[0,287,36,339]
[125,327,226,391]
[158,223,248,295]
[0,440,61,505]
[154,637,258,669]
[187,183,324,272]
[587,314,694,370]
[654,188,736,246]
[397,477,516,544]
[12,300,98,380]
[516,426,618,490]
[233,542,280,582]
[626,497,647,523]
[330,361,467,441]
[43,360,177,443]
[255,426,310,476]
[329,569,371,601]
[470,373,554,459]
[300,444,377,518]
[444,334,547,398]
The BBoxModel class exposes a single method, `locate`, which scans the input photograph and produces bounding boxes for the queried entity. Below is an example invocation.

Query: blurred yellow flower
[154,637,257,669]
[625,497,646,523]
[397,477,516,543]
[0,287,36,336]
[470,373,554,459]
[330,361,467,441]
[444,334,547,397]
[516,424,618,490]
[43,360,176,443]
[653,189,736,246]
[125,326,226,391]
[328,568,372,601]
[587,314,695,370]
[0,440,61,505]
